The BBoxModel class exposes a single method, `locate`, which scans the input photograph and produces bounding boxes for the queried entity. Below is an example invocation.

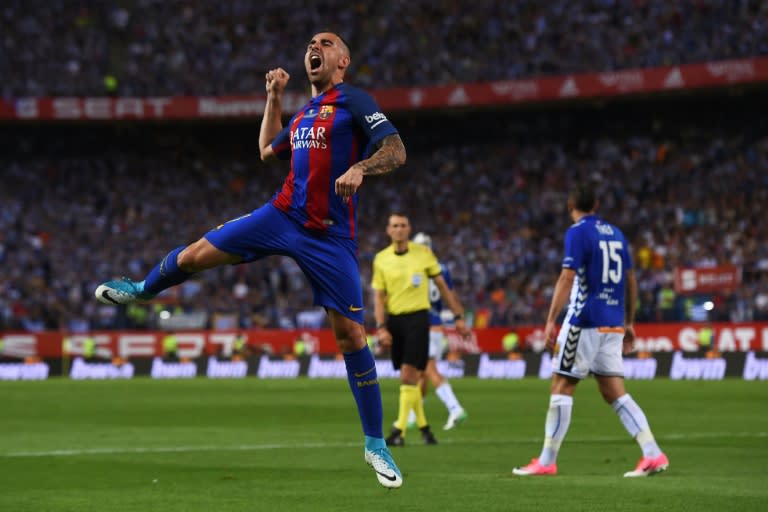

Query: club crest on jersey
[319,105,334,120]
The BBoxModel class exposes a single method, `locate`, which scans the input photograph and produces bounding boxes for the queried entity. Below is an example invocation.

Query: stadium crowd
[2,0,767,334]
[2,104,767,333]
[1,0,767,97]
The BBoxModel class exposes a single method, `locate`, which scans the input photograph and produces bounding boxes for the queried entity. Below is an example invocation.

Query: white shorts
[428,329,444,360]
[551,321,624,379]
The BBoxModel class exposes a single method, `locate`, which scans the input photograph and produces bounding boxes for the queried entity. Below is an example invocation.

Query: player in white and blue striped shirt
[513,182,669,478]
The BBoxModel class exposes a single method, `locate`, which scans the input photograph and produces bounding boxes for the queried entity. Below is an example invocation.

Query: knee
[550,375,577,395]
[427,368,443,387]
[400,365,420,385]
[597,377,626,404]
[177,241,221,273]
[176,245,199,272]
[333,325,365,353]
[600,389,622,404]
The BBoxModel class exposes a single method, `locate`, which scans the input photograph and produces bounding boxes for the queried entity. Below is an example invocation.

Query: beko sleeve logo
[364,112,388,129]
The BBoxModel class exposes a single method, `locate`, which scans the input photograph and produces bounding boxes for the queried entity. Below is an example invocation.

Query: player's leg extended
[95,238,240,305]
[153,239,240,290]
[94,207,274,306]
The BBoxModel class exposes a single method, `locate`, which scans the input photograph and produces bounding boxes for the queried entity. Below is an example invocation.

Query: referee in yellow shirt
[372,213,470,446]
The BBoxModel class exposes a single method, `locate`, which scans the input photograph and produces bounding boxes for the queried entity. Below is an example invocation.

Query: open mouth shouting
[309,53,322,72]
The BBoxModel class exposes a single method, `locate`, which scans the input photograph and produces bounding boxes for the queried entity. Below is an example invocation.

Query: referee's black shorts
[387,309,430,371]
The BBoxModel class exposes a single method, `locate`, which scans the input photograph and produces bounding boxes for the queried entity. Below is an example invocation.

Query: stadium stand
[2,95,767,332]
[1,0,766,97]
[1,1,767,332]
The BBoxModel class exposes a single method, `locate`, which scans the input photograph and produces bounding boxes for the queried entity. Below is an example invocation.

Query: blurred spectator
[2,99,767,331]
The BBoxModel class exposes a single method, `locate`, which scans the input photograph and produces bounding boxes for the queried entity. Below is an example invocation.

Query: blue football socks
[344,346,384,439]
[143,246,193,295]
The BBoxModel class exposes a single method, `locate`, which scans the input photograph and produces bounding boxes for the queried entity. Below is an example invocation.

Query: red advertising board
[3,322,767,359]
[1,57,767,120]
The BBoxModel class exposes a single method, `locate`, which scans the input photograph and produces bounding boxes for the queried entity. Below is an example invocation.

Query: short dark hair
[320,30,351,59]
[336,33,352,59]
[570,182,597,212]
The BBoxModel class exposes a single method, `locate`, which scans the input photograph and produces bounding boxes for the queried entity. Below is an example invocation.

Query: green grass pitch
[1,377,766,512]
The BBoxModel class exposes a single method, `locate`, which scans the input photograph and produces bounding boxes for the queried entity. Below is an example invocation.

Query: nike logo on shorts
[348,305,364,312]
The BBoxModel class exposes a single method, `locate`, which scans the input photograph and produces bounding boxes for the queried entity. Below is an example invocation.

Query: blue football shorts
[204,203,365,324]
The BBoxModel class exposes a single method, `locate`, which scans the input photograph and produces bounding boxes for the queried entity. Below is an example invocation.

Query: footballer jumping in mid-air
[95,31,406,489]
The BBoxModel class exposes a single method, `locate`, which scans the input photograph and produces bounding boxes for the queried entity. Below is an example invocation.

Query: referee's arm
[433,274,470,337]
[372,288,392,346]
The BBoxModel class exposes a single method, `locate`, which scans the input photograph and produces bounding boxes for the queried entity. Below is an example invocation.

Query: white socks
[612,394,662,458]
[407,382,463,424]
[436,382,463,413]
[538,394,573,466]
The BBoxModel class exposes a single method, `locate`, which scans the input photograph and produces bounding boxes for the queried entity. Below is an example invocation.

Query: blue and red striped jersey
[270,83,398,239]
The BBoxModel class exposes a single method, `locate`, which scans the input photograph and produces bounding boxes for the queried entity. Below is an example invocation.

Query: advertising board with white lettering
[3,351,767,380]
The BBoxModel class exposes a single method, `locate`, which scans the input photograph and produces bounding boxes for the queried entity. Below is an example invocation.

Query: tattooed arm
[359,134,407,175]
[334,134,406,199]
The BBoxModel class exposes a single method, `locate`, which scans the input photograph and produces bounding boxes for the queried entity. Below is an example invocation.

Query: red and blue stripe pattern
[270,84,397,239]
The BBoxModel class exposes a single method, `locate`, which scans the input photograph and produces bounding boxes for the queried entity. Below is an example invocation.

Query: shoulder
[408,242,431,256]
[566,221,585,235]
[611,223,627,240]
[339,83,374,101]
[570,215,602,233]
[339,84,385,114]
[374,246,393,260]
[413,244,440,265]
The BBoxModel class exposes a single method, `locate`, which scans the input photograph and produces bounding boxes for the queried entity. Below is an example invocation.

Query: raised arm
[259,68,290,162]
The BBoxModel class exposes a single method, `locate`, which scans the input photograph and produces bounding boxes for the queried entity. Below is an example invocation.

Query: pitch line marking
[2,432,766,458]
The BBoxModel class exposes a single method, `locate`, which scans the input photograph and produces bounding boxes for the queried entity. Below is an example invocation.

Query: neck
[571,210,591,223]
[311,77,343,97]
[394,241,409,253]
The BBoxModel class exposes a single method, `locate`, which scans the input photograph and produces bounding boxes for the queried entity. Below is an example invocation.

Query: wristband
[376,323,386,329]
[454,314,463,321]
